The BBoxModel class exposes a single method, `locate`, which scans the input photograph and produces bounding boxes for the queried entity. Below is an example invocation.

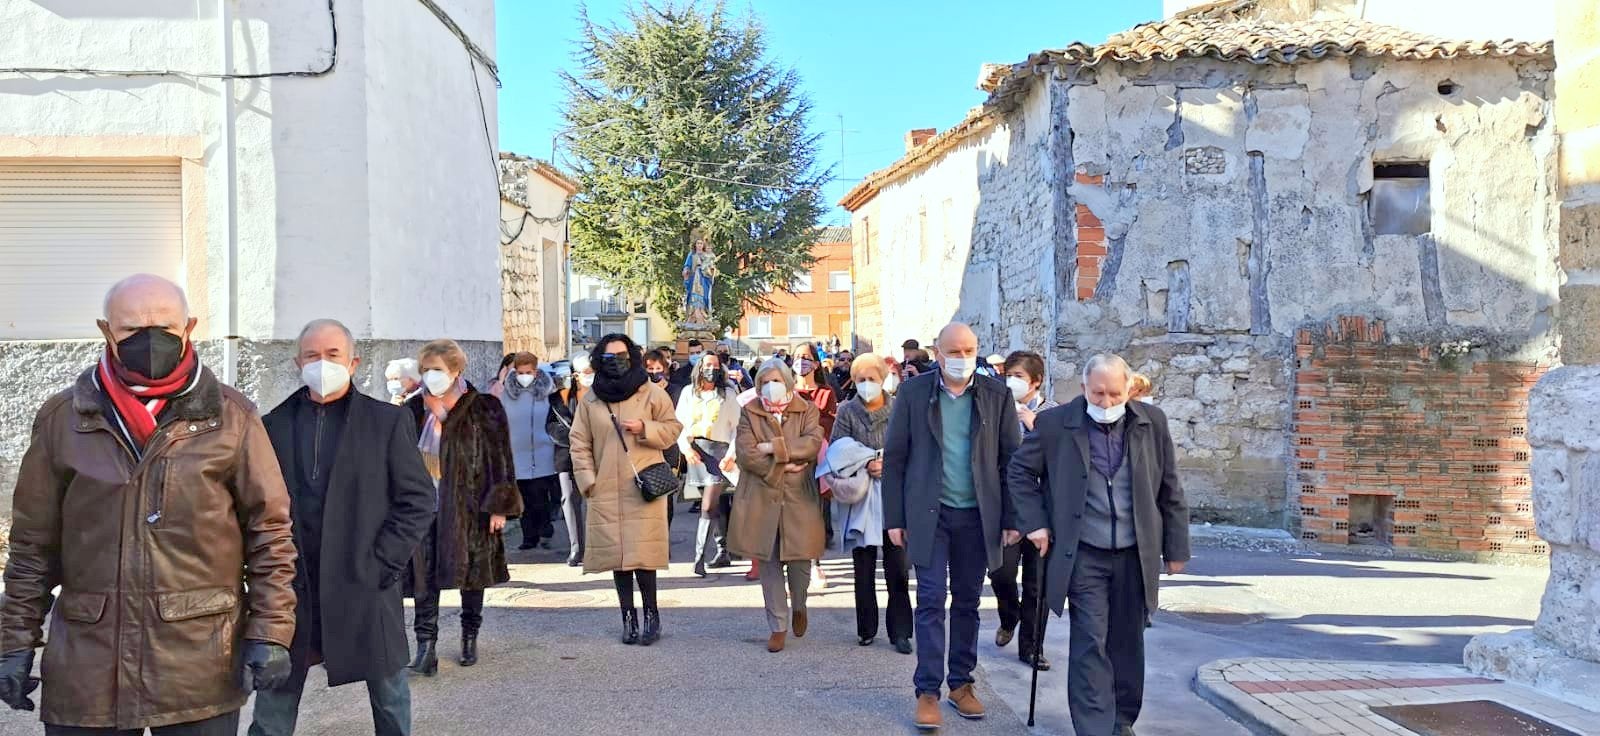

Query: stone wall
[1294,316,1546,557]
[1465,0,1600,704]
[851,51,1558,533]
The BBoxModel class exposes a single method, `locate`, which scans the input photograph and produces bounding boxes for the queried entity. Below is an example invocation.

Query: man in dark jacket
[667,339,705,402]
[250,319,436,736]
[882,322,1020,730]
[1008,352,1190,736]
[0,274,297,734]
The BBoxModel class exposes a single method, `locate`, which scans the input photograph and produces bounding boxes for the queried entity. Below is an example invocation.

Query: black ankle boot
[621,608,640,645]
[460,633,478,667]
[641,607,661,646]
[407,640,438,676]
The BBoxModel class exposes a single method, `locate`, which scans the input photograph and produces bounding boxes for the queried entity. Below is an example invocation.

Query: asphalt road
[0,508,1547,735]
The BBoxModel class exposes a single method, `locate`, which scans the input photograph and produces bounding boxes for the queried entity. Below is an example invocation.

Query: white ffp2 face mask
[515,373,536,388]
[855,380,883,402]
[762,381,789,405]
[942,356,977,382]
[577,372,595,388]
[301,360,351,397]
[1086,401,1127,425]
[386,379,405,397]
[423,369,454,397]
[1006,376,1032,402]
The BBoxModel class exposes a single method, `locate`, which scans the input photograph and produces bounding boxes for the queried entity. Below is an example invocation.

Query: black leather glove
[239,640,291,692]
[0,649,38,711]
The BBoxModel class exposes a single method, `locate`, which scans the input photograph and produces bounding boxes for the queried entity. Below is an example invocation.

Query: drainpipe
[217,0,240,385]
[562,194,573,359]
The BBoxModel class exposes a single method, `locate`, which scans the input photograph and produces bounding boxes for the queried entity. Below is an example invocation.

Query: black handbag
[608,407,679,502]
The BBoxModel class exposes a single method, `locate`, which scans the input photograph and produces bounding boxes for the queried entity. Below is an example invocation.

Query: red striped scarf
[96,347,200,450]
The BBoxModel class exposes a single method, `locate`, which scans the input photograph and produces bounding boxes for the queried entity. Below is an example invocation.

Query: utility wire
[0,1,496,84]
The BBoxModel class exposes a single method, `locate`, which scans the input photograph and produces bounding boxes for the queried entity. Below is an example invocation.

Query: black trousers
[517,475,561,542]
[1067,544,1147,736]
[47,712,239,736]
[851,532,912,641]
[990,541,1048,657]
[413,587,485,641]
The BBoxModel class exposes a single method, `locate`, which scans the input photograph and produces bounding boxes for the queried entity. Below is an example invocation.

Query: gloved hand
[238,640,291,692]
[0,649,38,711]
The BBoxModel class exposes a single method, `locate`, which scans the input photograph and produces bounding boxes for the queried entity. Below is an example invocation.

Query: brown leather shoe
[793,609,808,638]
[995,626,1014,648]
[915,693,942,730]
[767,631,786,652]
[948,684,986,720]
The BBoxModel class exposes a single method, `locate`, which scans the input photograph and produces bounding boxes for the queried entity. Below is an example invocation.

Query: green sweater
[938,389,977,508]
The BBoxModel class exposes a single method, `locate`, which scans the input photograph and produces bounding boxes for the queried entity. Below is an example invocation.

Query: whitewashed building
[0,0,503,508]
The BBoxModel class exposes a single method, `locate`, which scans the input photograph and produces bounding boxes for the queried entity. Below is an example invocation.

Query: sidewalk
[1196,658,1600,735]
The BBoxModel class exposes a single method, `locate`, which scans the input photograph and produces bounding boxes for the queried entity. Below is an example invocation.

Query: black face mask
[116,327,186,379]
[600,354,632,379]
[647,371,665,383]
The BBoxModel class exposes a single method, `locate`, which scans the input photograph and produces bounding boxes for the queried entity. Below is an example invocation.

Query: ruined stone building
[841,1,1557,557]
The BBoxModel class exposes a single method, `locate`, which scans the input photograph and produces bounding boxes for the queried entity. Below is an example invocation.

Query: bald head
[100,274,194,345]
[935,322,978,356]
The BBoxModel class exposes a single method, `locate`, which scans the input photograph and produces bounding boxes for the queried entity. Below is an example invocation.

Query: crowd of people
[0,274,1185,736]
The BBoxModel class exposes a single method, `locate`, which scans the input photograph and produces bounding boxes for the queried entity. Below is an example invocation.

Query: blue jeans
[248,664,410,736]
[913,505,988,696]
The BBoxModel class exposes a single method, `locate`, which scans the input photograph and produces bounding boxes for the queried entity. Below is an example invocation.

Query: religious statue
[681,235,718,326]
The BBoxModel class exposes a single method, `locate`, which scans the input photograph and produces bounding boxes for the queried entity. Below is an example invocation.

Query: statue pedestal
[674,323,719,357]
[1465,366,1600,711]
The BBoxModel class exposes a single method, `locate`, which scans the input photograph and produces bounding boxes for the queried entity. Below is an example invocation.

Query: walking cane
[1027,539,1051,728]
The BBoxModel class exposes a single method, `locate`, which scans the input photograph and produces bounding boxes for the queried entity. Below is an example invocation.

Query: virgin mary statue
[681,235,718,326]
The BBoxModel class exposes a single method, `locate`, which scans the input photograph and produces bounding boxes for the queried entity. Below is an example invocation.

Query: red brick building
[732,227,852,355]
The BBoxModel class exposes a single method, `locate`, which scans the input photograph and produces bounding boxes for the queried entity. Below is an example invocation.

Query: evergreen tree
[561,1,829,332]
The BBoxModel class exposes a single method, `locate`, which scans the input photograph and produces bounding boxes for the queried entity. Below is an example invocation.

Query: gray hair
[103,274,190,321]
[1081,353,1131,386]
[297,318,357,356]
[755,357,796,390]
[385,358,421,381]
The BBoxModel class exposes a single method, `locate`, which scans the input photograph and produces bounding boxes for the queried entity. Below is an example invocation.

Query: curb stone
[1192,659,1315,736]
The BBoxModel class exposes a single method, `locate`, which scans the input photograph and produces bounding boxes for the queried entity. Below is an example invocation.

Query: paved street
[0,513,1547,735]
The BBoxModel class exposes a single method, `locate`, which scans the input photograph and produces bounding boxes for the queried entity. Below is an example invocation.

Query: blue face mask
[688,353,703,367]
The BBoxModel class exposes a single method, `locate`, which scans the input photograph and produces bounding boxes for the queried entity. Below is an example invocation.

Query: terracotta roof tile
[498,152,580,207]
[842,14,1550,211]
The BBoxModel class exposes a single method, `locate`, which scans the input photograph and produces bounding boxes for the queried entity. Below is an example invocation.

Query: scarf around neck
[592,350,648,403]
[96,346,201,452]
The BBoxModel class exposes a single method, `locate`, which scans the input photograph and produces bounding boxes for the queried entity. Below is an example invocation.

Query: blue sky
[494,0,1164,223]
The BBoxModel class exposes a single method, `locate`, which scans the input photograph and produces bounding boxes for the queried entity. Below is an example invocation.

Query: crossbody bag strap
[606,403,642,481]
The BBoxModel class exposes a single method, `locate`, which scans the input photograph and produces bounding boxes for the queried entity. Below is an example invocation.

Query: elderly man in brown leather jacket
[0,274,298,735]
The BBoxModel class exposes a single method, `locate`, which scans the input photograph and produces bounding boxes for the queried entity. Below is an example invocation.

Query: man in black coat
[882,322,1020,730]
[1008,352,1190,736]
[667,338,705,402]
[250,320,436,736]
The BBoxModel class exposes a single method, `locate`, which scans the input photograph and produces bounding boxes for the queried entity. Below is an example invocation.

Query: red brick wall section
[1075,173,1105,301]
[1293,316,1547,556]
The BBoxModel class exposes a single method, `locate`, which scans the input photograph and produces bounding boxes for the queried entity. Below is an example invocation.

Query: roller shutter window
[0,161,184,339]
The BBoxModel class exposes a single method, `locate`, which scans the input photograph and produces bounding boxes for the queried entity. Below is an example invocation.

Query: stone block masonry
[1293,316,1547,558]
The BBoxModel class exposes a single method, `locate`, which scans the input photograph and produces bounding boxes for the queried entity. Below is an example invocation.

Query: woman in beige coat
[728,358,827,653]
[570,333,684,646]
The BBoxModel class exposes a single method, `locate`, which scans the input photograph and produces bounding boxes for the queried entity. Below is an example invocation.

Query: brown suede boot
[767,631,786,652]
[947,684,986,720]
[792,609,808,638]
[915,693,943,730]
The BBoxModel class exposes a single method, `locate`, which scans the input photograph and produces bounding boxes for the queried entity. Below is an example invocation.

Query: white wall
[0,0,501,343]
